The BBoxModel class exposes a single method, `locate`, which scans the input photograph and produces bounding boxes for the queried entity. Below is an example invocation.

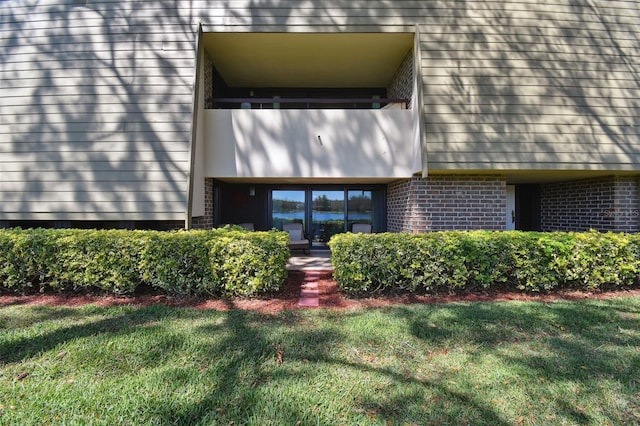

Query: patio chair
[282,222,311,255]
[238,222,254,231]
[352,223,372,234]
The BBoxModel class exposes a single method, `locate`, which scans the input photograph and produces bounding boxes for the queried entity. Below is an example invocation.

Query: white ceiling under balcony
[203,32,414,88]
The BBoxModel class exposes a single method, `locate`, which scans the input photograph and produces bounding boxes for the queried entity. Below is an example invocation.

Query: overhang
[203,32,414,88]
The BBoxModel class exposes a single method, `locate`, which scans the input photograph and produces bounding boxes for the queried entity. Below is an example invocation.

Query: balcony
[202,97,419,180]
[197,32,421,181]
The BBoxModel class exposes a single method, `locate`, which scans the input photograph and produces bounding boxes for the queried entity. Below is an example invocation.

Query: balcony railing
[208,97,410,110]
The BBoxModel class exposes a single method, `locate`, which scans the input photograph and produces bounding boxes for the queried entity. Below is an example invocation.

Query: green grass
[1,297,639,425]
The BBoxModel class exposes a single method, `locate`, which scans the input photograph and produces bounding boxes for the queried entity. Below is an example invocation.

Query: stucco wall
[204,109,417,179]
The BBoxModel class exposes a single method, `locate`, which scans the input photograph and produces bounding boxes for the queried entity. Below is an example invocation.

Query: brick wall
[387,175,507,232]
[387,179,418,232]
[192,178,215,229]
[541,176,639,232]
[387,50,413,108]
[613,176,640,232]
[203,51,213,109]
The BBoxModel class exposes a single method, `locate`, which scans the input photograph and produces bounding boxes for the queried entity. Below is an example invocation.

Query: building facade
[1,1,639,239]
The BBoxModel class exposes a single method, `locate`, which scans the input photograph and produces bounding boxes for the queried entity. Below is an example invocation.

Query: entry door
[515,184,541,231]
[506,185,516,230]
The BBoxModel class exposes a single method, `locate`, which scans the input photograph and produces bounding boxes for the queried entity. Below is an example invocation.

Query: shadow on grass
[146,309,512,425]
[0,305,195,364]
[2,299,639,424]
[395,298,640,424]
[0,305,90,331]
[147,309,348,424]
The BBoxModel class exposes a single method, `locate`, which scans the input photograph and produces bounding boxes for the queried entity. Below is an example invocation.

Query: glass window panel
[272,190,305,230]
[347,190,373,232]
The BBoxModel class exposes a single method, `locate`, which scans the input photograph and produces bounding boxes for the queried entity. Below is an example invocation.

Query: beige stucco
[204,109,418,179]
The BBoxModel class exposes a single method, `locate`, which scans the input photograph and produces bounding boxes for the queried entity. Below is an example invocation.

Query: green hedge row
[329,231,640,294]
[0,227,289,296]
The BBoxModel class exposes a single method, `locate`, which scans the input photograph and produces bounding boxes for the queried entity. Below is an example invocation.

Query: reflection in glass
[311,191,344,245]
[271,188,378,248]
[272,190,305,230]
[347,190,372,232]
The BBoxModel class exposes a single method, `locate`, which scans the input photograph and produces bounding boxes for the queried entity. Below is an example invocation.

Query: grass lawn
[1,297,639,425]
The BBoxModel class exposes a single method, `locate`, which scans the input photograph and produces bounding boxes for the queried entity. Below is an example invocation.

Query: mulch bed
[1,271,640,314]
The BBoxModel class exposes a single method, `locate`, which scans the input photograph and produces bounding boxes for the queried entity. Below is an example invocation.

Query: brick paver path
[298,271,321,307]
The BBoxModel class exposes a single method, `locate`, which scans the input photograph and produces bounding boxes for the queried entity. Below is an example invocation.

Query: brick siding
[387,179,417,232]
[192,178,215,229]
[387,175,506,232]
[613,176,640,232]
[203,51,214,109]
[541,176,640,232]
[387,50,413,108]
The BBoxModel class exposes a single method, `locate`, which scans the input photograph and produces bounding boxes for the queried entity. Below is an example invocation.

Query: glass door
[270,186,385,250]
[272,190,306,231]
[311,190,345,247]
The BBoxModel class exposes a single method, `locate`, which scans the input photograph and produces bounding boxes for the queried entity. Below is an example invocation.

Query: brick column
[192,178,214,229]
[387,50,414,107]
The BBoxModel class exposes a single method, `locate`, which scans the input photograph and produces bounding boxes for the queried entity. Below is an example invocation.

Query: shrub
[209,230,289,296]
[138,228,289,297]
[329,232,469,293]
[456,231,513,289]
[568,231,640,289]
[508,232,573,292]
[0,228,58,292]
[330,230,640,295]
[0,229,145,294]
[139,230,215,296]
[0,227,289,297]
[49,230,146,294]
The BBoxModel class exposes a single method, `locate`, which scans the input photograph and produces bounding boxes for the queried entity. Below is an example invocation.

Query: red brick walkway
[298,271,322,308]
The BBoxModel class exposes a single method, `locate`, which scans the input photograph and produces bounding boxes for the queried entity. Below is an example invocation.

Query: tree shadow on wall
[1,2,197,220]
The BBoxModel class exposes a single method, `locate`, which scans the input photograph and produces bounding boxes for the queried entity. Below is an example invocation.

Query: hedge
[329,231,640,294]
[140,228,289,296]
[0,227,289,296]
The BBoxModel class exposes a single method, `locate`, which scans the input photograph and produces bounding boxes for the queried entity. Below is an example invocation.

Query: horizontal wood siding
[1,0,195,221]
[1,1,639,221]
[416,0,640,171]
[197,0,639,172]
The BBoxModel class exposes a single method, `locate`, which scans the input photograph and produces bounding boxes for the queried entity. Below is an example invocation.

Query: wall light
[249,186,256,196]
